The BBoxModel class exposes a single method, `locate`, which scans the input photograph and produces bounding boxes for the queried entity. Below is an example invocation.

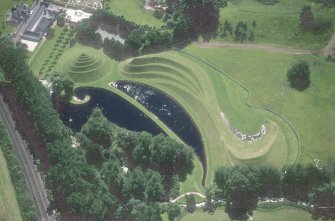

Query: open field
[184,44,335,168]
[108,0,163,27]
[217,0,335,49]
[0,150,22,221]
[179,206,312,221]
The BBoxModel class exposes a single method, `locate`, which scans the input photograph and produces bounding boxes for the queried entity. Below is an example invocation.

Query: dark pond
[113,81,206,170]
[55,87,164,135]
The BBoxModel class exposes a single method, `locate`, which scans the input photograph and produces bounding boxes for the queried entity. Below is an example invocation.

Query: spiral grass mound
[120,52,299,184]
[56,46,111,83]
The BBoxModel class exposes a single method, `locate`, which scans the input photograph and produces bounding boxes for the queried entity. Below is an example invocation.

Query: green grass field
[217,0,335,49]
[108,0,163,27]
[179,206,312,221]
[184,44,335,168]
[0,150,22,221]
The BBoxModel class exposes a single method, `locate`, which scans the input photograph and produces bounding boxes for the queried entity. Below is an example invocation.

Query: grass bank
[0,150,22,221]
[179,206,312,221]
[184,44,335,167]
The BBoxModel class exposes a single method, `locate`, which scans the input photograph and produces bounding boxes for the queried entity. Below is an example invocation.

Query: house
[6,4,30,25]
[21,2,59,43]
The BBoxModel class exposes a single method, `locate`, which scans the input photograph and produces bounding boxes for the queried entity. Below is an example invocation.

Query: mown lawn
[108,0,163,27]
[0,150,22,221]
[179,206,313,221]
[29,26,74,76]
[217,0,335,49]
[184,44,335,168]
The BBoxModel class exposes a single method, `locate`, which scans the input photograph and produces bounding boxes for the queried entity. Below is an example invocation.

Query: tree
[203,184,219,214]
[167,203,181,221]
[145,171,165,202]
[122,167,147,200]
[287,61,311,91]
[223,167,260,221]
[282,164,331,202]
[166,0,220,40]
[234,21,248,42]
[308,183,335,220]
[185,194,196,213]
[57,13,65,27]
[300,6,314,31]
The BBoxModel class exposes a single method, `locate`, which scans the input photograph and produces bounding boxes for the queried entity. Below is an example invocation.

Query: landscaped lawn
[108,0,163,27]
[179,206,313,221]
[0,150,22,221]
[29,26,75,76]
[184,43,335,169]
[115,51,298,188]
[0,0,33,35]
[217,0,335,49]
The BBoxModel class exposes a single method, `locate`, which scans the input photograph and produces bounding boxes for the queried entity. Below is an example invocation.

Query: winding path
[196,28,335,56]
[0,95,55,221]
[170,192,205,203]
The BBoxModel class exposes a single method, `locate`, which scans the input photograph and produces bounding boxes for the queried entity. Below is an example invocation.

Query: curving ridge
[119,52,299,184]
[56,46,111,83]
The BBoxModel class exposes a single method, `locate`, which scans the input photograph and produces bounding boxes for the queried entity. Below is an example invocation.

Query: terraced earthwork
[119,52,299,184]
[56,46,111,83]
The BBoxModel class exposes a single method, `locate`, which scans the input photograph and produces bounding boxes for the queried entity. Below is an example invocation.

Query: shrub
[287,61,311,91]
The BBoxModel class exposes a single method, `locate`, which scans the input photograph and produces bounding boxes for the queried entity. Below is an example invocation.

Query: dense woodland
[75,0,222,60]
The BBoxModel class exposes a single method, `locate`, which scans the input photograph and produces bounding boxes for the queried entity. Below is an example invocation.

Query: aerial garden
[0,0,335,220]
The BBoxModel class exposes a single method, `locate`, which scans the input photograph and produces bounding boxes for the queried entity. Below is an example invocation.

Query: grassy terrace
[217,0,335,49]
[0,150,22,221]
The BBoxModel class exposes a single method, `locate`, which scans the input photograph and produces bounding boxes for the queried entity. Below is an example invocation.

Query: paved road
[0,95,55,221]
[196,28,335,56]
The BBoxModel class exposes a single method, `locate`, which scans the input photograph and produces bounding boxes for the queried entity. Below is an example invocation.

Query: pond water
[112,81,206,171]
[56,87,164,135]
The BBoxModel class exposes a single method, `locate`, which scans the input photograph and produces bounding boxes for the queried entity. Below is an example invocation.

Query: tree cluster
[209,164,331,220]
[165,0,221,41]
[217,20,255,42]
[300,6,330,34]
[76,10,173,60]
[0,122,38,221]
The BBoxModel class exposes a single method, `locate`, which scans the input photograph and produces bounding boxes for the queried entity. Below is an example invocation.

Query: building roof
[7,4,29,23]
